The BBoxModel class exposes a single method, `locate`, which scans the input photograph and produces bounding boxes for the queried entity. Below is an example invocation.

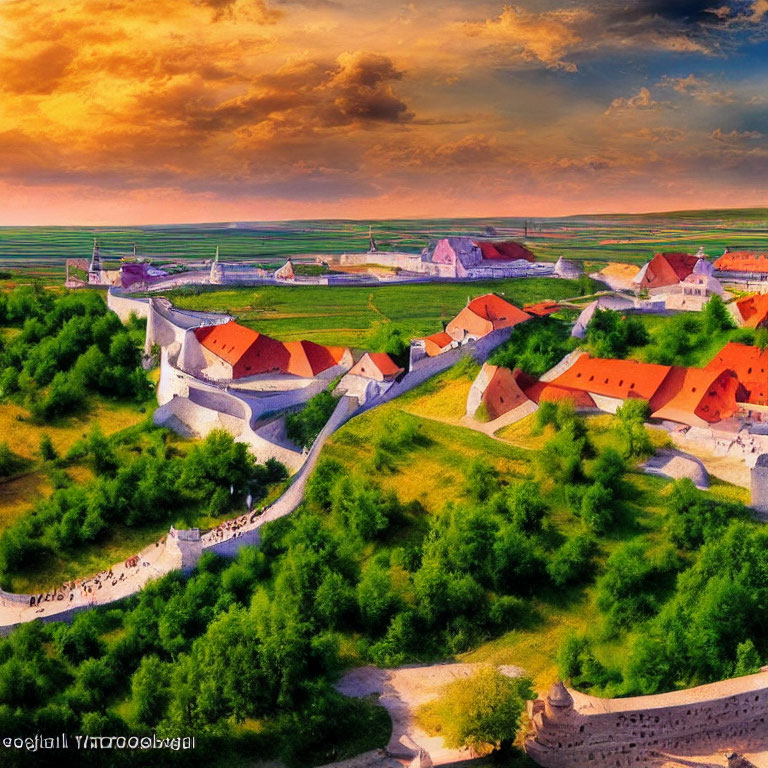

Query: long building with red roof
[714,250,768,275]
[193,320,351,381]
[542,352,747,427]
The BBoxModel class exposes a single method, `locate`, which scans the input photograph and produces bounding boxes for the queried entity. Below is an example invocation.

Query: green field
[3,207,768,283]
[167,277,599,348]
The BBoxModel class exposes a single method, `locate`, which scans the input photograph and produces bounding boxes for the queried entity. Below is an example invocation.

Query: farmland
[2,207,768,284]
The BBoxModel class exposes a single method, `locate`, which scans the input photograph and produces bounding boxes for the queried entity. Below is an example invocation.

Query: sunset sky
[1,0,767,224]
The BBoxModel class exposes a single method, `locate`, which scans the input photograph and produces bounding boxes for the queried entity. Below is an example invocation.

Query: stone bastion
[526,673,768,768]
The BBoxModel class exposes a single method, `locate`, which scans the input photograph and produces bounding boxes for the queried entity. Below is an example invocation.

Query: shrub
[286,391,338,449]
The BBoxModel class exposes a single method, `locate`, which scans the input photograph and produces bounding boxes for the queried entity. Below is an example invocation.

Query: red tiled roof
[735,294,768,328]
[524,381,596,408]
[284,340,347,377]
[705,342,768,405]
[446,294,530,340]
[481,365,530,419]
[467,294,531,324]
[549,354,673,402]
[416,331,454,357]
[195,320,349,379]
[714,251,768,273]
[348,352,404,380]
[475,241,535,262]
[651,367,742,425]
[367,352,403,376]
[639,252,698,290]
[524,301,561,317]
[194,321,267,367]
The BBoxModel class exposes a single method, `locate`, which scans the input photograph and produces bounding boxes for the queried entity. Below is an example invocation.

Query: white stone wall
[107,289,150,322]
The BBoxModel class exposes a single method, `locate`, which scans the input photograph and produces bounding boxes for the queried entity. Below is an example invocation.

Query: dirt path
[368,293,390,322]
[336,663,525,765]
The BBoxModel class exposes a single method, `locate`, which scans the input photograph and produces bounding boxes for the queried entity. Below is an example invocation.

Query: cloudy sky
[0,0,767,223]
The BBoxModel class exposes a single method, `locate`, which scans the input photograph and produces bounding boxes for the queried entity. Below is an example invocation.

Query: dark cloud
[133,50,413,132]
[609,0,736,26]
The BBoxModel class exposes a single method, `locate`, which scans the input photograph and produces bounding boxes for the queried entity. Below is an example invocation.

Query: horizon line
[1,204,768,229]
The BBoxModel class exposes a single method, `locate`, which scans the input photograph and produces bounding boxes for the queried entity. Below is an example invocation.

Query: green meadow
[167,277,600,348]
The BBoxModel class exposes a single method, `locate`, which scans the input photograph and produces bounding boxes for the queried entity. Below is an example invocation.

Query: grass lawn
[167,277,599,348]
[0,398,155,531]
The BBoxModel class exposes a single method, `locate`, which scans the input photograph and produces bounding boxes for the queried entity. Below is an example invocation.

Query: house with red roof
[733,294,768,329]
[418,237,541,279]
[705,342,768,408]
[651,367,743,426]
[547,355,674,413]
[466,363,536,422]
[634,252,700,293]
[446,293,531,341]
[347,352,404,382]
[194,321,290,379]
[412,331,456,358]
[192,320,351,381]
[284,340,352,378]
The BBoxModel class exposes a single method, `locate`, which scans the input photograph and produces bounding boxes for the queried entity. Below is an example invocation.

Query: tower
[88,239,103,284]
[368,225,378,253]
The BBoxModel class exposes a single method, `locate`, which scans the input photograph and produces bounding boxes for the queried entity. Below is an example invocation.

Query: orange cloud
[459,5,587,71]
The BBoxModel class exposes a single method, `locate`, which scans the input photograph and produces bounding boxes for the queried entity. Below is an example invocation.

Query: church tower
[88,239,103,284]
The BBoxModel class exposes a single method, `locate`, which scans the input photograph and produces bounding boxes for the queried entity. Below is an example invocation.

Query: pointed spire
[369,225,378,253]
[90,239,101,272]
[214,246,219,262]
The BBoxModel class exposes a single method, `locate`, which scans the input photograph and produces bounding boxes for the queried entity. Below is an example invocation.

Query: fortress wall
[145,299,189,354]
[526,675,768,768]
[107,289,150,322]
[203,527,262,558]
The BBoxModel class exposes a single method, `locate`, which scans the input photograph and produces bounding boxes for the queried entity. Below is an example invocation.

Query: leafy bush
[585,309,649,359]
[489,317,574,377]
[285,391,338,449]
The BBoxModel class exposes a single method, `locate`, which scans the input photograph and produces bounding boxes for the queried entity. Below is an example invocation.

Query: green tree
[428,667,534,755]
[130,655,171,726]
[702,294,734,334]
[39,433,58,462]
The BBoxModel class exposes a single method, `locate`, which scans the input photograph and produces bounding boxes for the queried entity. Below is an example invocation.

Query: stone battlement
[526,675,768,768]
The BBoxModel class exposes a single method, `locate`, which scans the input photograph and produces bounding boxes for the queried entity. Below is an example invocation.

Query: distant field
[168,277,599,348]
[2,208,768,283]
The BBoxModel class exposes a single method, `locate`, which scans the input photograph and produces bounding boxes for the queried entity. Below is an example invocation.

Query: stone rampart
[526,675,768,768]
[107,289,150,322]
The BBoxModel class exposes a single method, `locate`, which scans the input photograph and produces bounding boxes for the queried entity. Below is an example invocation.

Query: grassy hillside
[319,366,748,690]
